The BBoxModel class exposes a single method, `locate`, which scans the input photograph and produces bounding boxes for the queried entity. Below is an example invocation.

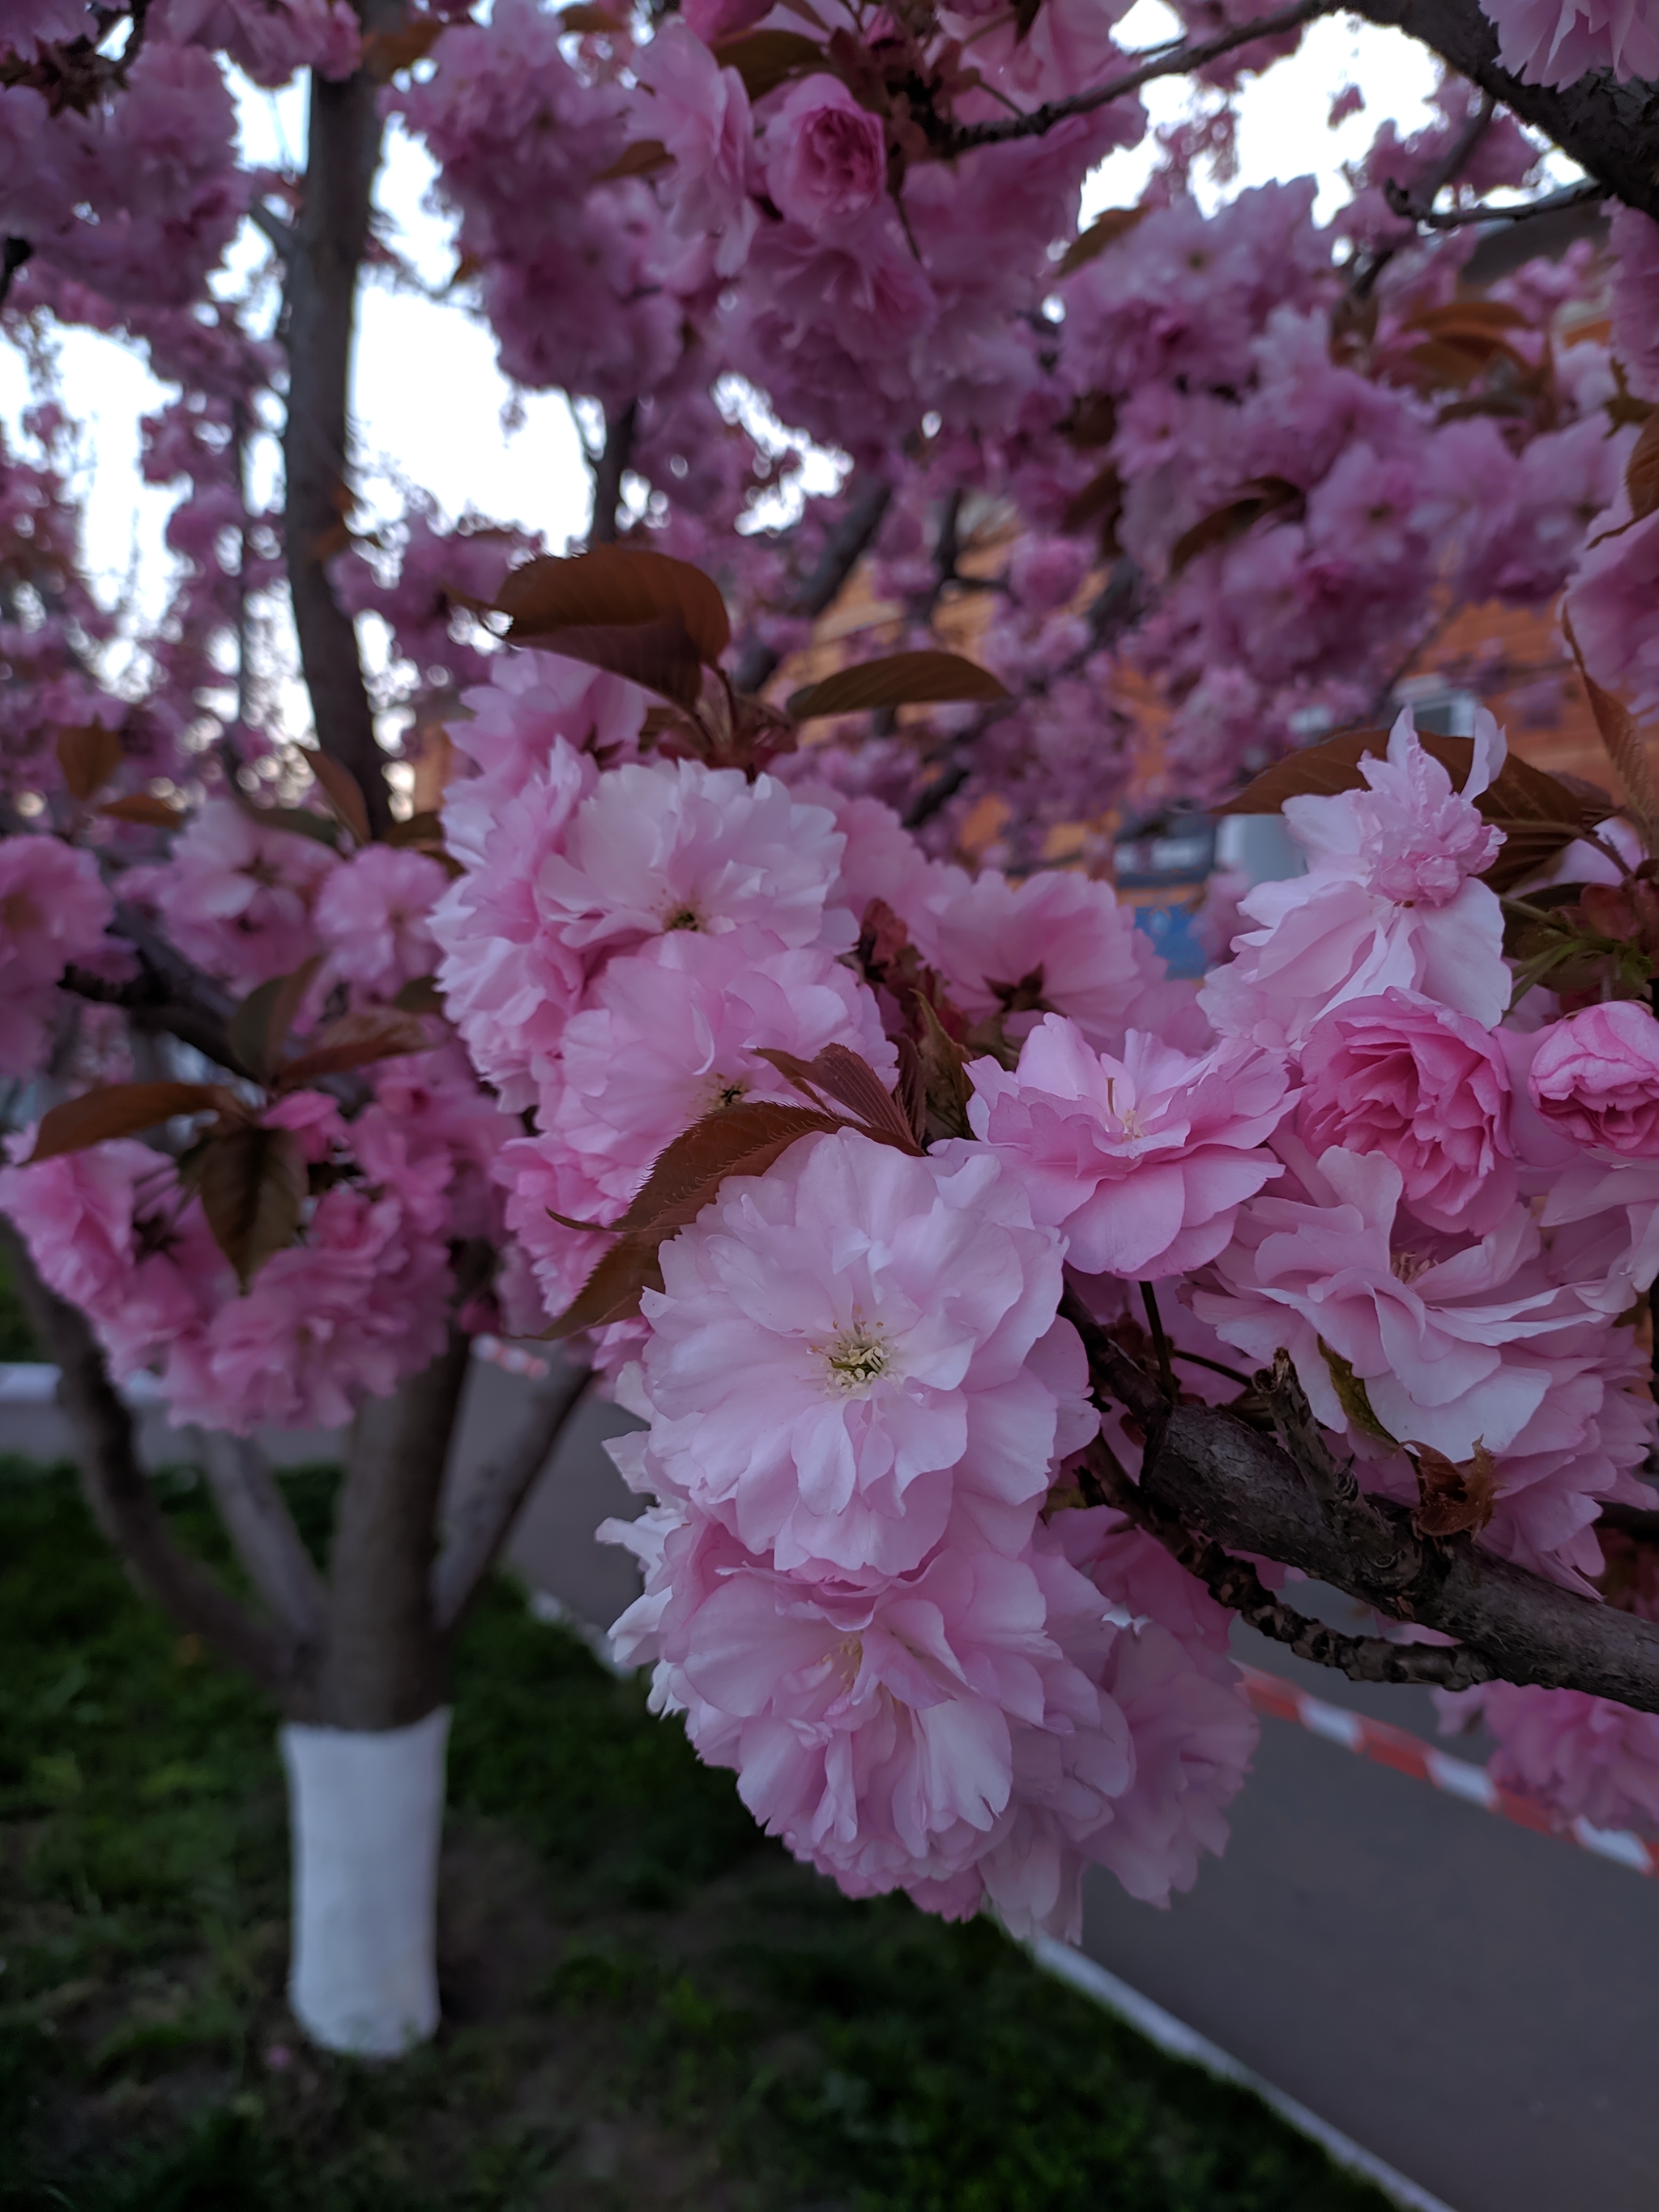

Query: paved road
[10,1359,1658,2212]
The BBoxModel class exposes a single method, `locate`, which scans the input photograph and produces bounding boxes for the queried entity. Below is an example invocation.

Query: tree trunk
[280,1707,450,2055]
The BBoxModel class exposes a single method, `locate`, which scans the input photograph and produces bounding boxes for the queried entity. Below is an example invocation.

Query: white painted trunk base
[279,1707,451,2056]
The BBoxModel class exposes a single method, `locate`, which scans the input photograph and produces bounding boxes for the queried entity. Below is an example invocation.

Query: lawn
[0,1452,1391,2211]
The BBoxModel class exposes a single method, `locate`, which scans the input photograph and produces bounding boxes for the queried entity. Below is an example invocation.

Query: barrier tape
[1238,1663,1657,1878]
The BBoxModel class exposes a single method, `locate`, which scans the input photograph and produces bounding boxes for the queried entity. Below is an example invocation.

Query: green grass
[0,1454,1390,2211]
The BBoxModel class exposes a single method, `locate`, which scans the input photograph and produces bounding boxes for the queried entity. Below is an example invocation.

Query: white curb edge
[1031,1937,1461,2212]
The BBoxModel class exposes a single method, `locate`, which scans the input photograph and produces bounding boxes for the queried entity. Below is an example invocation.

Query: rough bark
[282,6,404,839]
[318,1326,473,1728]
[432,1361,593,1633]
[1348,0,1659,219]
[1,1221,301,1698]
[589,403,638,548]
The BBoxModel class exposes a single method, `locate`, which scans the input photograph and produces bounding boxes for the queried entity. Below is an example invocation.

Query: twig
[589,402,638,548]
[731,476,895,695]
[1385,174,1608,233]
[0,236,33,315]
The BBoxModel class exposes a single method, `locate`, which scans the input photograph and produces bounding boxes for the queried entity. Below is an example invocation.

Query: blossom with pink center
[314,843,449,1000]
[1436,1681,1659,1835]
[636,1127,1095,1579]
[0,837,114,1074]
[143,798,337,993]
[549,926,895,1206]
[1297,989,1516,1232]
[535,758,847,956]
[967,1013,1294,1279]
[1196,1145,1601,1464]
[763,77,887,238]
[1201,709,1511,1049]
[1528,1000,1659,1159]
[914,864,1164,1053]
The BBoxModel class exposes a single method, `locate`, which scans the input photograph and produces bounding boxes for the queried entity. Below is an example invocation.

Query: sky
[0,6,1499,649]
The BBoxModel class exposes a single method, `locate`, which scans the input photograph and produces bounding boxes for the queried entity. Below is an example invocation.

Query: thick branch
[199,1430,327,1646]
[731,476,895,695]
[1348,0,1659,220]
[941,0,1338,152]
[589,403,638,548]
[432,1361,593,1634]
[282,12,400,838]
[0,1221,299,1696]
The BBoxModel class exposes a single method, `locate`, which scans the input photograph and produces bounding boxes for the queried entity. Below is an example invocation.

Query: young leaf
[1056,205,1148,278]
[493,545,731,666]
[544,1100,844,1338]
[710,27,823,99]
[1627,412,1659,525]
[787,650,1009,722]
[96,792,185,829]
[1410,1443,1498,1540]
[196,1126,307,1289]
[56,724,126,804]
[1168,478,1303,577]
[228,957,323,1086]
[305,752,373,845]
[28,1081,236,1163]
[277,1008,431,1087]
[1316,1338,1398,1447]
[753,1044,923,1154]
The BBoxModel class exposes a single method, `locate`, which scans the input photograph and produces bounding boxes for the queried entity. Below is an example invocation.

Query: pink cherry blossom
[967,1013,1294,1278]
[634,1127,1095,1579]
[536,759,847,956]
[1528,1000,1659,1158]
[641,23,758,278]
[914,864,1165,1053]
[141,799,336,993]
[1437,1681,1659,1835]
[1297,989,1516,1232]
[314,844,449,1001]
[1201,710,1511,1047]
[1472,0,1659,85]
[763,78,887,237]
[0,837,114,1075]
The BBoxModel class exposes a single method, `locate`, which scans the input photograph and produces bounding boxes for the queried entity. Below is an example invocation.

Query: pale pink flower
[682,0,772,41]
[1201,710,1511,1048]
[147,799,336,992]
[1437,1681,1659,1835]
[1528,1000,1659,1158]
[967,1013,1293,1279]
[535,759,846,955]
[642,23,757,276]
[0,837,114,1074]
[1472,0,1659,86]
[763,77,886,238]
[1565,507,1659,722]
[1298,989,1516,1232]
[1196,1145,1601,1463]
[549,926,895,1204]
[314,843,448,1000]
[914,865,1163,1052]
[636,1127,1095,1579]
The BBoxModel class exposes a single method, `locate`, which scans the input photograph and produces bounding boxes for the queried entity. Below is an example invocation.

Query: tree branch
[731,476,895,695]
[589,403,638,548]
[432,1360,594,1634]
[1384,174,1608,232]
[281,10,401,839]
[0,1221,301,1698]
[1347,0,1659,221]
[199,1429,327,1647]
[940,0,1338,153]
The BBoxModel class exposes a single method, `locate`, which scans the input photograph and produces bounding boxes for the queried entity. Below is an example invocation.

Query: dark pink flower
[764,78,886,237]
[1529,1000,1659,1158]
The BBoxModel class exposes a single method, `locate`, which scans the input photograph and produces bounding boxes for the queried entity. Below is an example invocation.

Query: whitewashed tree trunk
[280,1707,451,2056]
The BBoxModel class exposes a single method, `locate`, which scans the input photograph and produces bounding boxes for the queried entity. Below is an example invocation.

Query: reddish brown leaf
[278,1008,431,1087]
[787,651,1009,722]
[1060,462,1123,542]
[1169,478,1303,577]
[96,792,184,829]
[1056,205,1149,278]
[56,724,125,803]
[561,2,625,27]
[28,1081,235,1162]
[362,19,441,77]
[710,27,823,99]
[386,810,447,850]
[306,752,373,846]
[195,1126,307,1289]
[519,616,706,710]
[1411,1442,1498,1539]
[392,974,446,1016]
[593,137,673,182]
[494,545,731,667]
[545,1100,844,1338]
[1564,612,1658,850]
[1627,413,1659,524]
[228,957,323,1086]
[1403,300,1533,338]
[754,1044,923,1154]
